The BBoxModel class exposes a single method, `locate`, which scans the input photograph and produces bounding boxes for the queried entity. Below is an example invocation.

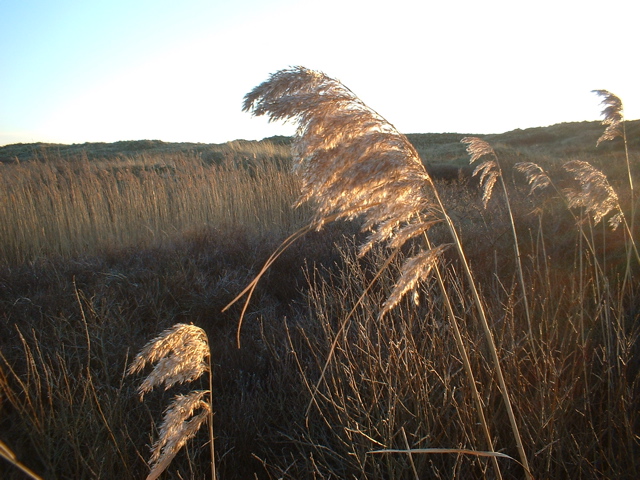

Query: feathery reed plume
[460,136,495,164]
[592,89,624,146]
[515,162,552,195]
[515,160,635,281]
[128,323,216,480]
[563,160,623,229]
[243,66,437,257]
[147,391,210,480]
[128,323,210,397]
[379,244,448,318]
[461,137,499,207]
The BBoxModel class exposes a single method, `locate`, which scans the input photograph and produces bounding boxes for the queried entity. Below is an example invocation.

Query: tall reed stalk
[460,137,533,342]
[593,90,637,290]
[0,440,43,480]
[233,66,533,478]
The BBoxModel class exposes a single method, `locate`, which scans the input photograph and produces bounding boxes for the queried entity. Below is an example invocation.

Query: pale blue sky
[1,0,638,146]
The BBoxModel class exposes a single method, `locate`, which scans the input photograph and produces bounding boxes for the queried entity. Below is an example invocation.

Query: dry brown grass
[0,147,306,265]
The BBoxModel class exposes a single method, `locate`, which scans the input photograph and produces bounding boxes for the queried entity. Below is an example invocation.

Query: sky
[1,0,638,146]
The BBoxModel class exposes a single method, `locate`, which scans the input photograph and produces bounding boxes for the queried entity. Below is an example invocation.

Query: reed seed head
[461,137,500,208]
[515,162,551,195]
[243,67,437,255]
[474,160,500,208]
[379,244,448,318]
[146,390,211,480]
[127,323,210,398]
[244,67,460,324]
[563,160,622,229]
[592,89,624,146]
[461,137,496,164]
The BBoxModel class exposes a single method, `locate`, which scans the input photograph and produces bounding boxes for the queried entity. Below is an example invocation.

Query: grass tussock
[0,69,639,479]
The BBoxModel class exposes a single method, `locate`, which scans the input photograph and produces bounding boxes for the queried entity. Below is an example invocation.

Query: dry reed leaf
[563,160,622,229]
[128,323,209,398]
[592,89,624,146]
[514,162,551,195]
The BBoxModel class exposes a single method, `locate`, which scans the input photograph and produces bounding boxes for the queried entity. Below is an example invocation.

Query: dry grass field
[0,77,639,479]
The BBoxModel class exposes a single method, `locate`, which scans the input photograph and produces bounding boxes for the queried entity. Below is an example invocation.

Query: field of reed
[1,70,639,479]
[0,139,303,265]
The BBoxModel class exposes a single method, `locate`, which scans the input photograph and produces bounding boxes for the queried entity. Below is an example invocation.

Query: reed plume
[128,323,216,480]
[515,162,552,195]
[563,160,623,229]
[517,159,625,231]
[243,66,436,257]
[461,137,499,207]
[229,66,442,347]
[515,159,636,279]
[379,244,448,318]
[592,89,624,146]
[128,323,210,397]
[242,65,444,329]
